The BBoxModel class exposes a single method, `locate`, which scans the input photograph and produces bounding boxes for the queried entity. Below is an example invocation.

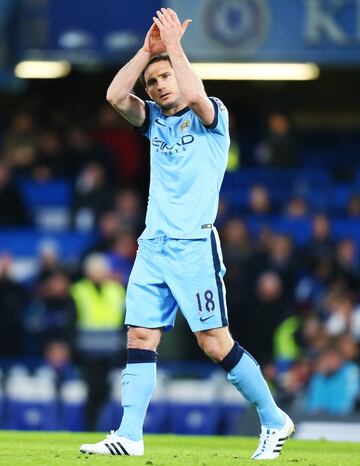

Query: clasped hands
[143,8,192,57]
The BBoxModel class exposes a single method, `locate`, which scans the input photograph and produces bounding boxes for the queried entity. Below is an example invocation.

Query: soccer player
[80,8,294,460]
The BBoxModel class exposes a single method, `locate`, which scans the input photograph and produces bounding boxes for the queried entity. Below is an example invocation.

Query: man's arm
[106,49,150,127]
[154,8,214,126]
[106,23,166,127]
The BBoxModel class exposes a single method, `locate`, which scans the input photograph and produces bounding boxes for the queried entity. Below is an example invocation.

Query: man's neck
[162,99,188,116]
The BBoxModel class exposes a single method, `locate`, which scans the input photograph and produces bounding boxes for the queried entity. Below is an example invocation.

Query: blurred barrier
[295,421,360,442]
[0,363,359,436]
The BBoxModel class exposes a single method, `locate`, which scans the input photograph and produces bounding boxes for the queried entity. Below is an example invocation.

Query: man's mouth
[160,93,170,99]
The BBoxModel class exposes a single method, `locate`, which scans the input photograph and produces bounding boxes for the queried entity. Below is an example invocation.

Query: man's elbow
[106,91,128,110]
[106,88,117,105]
[187,92,207,107]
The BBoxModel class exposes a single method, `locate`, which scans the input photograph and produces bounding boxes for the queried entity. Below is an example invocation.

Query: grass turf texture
[0,432,359,466]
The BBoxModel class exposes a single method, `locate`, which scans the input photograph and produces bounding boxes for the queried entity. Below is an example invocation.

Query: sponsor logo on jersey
[155,118,166,126]
[151,134,195,155]
[200,315,214,322]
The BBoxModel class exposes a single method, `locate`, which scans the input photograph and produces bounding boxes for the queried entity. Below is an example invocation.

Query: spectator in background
[221,219,255,347]
[84,210,123,256]
[304,214,334,269]
[65,125,116,182]
[249,271,290,365]
[246,184,273,216]
[71,253,126,431]
[277,357,312,407]
[36,240,62,284]
[24,269,76,356]
[0,253,27,356]
[92,105,146,185]
[215,197,230,229]
[1,111,38,174]
[337,334,359,364]
[323,289,358,339]
[333,238,360,292]
[267,233,298,301]
[31,129,67,181]
[254,113,297,168]
[284,196,308,218]
[106,228,137,285]
[0,162,28,226]
[304,344,359,415]
[43,340,79,384]
[294,257,334,311]
[347,193,360,217]
[226,112,241,172]
[71,162,114,231]
[113,188,145,235]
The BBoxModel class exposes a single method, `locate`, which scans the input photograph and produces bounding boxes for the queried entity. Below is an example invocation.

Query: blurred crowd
[0,105,359,427]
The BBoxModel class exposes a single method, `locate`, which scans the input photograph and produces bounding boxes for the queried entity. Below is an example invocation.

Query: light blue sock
[116,349,157,441]
[225,343,284,429]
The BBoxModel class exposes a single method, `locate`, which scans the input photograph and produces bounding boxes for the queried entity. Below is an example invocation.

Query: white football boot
[80,431,144,456]
[251,412,294,460]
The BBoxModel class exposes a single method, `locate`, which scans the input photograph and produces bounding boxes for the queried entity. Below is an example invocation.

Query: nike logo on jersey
[155,118,165,126]
[200,315,214,322]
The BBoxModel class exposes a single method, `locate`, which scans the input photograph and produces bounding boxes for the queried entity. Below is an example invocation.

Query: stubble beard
[160,95,182,112]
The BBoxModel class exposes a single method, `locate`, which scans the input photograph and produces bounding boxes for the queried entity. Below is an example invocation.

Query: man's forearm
[166,43,206,105]
[106,48,151,104]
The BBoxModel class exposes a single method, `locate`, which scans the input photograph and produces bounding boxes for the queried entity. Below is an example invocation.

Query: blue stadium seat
[168,403,222,435]
[17,177,73,208]
[218,404,246,435]
[0,229,97,257]
[331,184,354,213]
[332,219,360,244]
[97,401,123,432]
[4,399,58,431]
[144,402,169,434]
[58,401,85,432]
[244,216,312,246]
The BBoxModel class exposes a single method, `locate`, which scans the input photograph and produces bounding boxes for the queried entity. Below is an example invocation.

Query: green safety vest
[71,279,125,331]
[273,316,301,361]
[227,139,241,172]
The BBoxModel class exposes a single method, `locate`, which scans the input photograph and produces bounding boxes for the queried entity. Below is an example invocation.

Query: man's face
[145,60,181,111]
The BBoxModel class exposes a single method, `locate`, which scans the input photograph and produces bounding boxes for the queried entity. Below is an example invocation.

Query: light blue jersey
[137,97,229,239]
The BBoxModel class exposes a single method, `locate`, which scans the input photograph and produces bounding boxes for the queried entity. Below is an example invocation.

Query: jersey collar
[163,106,190,117]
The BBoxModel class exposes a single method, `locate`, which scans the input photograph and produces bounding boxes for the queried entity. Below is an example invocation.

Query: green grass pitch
[0,431,359,466]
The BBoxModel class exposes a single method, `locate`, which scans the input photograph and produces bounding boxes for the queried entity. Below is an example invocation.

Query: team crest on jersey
[180,118,191,132]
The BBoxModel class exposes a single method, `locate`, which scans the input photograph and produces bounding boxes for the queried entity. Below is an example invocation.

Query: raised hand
[153,8,192,49]
[143,23,167,57]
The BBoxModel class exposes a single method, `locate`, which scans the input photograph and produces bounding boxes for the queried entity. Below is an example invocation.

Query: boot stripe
[111,443,121,455]
[105,443,115,455]
[117,442,130,456]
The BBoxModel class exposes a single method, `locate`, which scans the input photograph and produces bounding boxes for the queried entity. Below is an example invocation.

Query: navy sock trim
[127,349,157,364]
[220,342,244,372]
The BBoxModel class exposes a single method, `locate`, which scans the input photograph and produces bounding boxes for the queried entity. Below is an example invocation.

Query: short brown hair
[139,54,172,88]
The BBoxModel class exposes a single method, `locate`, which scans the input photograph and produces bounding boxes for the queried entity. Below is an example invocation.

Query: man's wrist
[166,41,182,53]
[139,47,152,60]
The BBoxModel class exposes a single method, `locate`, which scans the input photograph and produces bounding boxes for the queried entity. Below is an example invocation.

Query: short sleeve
[203,97,229,135]
[134,100,154,138]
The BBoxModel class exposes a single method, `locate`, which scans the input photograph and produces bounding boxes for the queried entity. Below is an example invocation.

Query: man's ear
[145,87,150,98]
